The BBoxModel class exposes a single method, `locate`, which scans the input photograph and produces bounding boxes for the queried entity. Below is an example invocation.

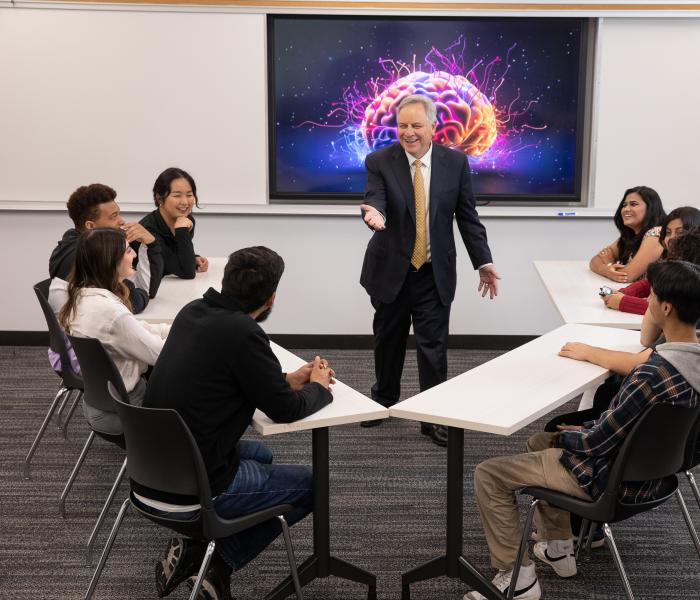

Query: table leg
[400,426,504,600]
[265,427,377,600]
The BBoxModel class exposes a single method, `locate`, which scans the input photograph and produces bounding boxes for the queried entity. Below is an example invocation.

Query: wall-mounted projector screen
[268,15,590,204]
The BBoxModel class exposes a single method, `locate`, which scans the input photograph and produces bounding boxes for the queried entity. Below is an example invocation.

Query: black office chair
[63,335,130,568]
[84,382,303,600]
[547,404,700,514]
[24,279,84,479]
[510,402,700,600]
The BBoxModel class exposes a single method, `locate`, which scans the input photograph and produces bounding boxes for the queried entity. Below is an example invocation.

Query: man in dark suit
[359,94,500,446]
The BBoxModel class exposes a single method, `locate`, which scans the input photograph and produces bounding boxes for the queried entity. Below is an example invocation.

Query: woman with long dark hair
[59,228,170,434]
[601,206,700,313]
[140,167,208,280]
[589,185,666,283]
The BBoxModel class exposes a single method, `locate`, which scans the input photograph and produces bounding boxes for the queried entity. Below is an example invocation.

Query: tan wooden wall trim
[21,1,700,11]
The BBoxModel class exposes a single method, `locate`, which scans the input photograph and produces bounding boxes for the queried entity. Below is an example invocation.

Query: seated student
[49,183,163,314]
[466,260,700,600]
[140,167,208,281]
[589,185,666,284]
[563,228,700,418]
[143,246,333,600]
[58,228,170,435]
[602,209,700,314]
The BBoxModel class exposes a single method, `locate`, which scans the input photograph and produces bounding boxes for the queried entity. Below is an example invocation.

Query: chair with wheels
[510,402,700,600]
[84,381,304,600]
[25,279,84,479]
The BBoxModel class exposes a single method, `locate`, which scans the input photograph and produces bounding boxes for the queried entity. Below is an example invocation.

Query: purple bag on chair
[48,331,81,376]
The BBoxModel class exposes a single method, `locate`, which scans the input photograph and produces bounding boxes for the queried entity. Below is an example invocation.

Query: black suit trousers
[370,263,450,408]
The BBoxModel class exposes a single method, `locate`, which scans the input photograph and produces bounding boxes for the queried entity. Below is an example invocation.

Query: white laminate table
[135,258,227,323]
[252,343,387,600]
[390,323,643,600]
[534,260,643,330]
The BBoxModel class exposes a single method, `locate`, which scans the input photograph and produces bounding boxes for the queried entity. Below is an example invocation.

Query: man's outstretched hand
[360,204,386,231]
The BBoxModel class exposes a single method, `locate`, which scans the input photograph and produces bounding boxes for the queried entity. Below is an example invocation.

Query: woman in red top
[602,206,700,314]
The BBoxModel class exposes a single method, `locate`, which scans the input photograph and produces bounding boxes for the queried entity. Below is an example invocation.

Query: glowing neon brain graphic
[361,71,497,156]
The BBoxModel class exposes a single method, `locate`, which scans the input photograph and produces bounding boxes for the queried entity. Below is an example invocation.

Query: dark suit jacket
[360,143,492,306]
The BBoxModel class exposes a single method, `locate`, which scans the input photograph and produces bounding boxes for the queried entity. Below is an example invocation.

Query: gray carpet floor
[1,346,699,599]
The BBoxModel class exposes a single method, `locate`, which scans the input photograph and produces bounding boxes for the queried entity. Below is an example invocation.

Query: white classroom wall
[0,9,698,334]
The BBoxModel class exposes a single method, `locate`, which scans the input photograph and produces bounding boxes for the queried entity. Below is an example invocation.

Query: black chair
[547,404,700,514]
[510,402,700,600]
[64,335,130,566]
[24,279,84,479]
[84,382,304,600]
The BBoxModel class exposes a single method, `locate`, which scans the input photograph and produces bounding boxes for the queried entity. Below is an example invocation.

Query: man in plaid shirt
[466,260,700,600]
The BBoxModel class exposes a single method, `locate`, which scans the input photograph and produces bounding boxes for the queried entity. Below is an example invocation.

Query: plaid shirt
[558,351,698,502]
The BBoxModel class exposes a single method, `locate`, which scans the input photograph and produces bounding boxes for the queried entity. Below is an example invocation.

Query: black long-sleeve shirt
[140,209,198,281]
[144,288,332,497]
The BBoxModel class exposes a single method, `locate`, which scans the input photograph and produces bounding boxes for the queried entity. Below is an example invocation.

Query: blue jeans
[213,440,313,570]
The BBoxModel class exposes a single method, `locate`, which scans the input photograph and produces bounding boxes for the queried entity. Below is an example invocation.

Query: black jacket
[48,228,163,314]
[360,143,492,306]
[144,288,332,497]
[140,209,198,280]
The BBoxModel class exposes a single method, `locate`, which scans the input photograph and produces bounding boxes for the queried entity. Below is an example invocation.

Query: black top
[140,209,198,281]
[48,228,162,314]
[144,288,332,497]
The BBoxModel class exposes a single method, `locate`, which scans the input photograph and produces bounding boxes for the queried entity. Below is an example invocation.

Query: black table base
[400,426,505,600]
[265,427,377,600]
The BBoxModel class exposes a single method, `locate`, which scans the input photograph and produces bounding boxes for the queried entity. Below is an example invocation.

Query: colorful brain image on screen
[361,70,497,156]
[271,17,586,200]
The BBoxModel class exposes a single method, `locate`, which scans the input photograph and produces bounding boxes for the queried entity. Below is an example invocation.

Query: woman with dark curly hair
[589,185,666,283]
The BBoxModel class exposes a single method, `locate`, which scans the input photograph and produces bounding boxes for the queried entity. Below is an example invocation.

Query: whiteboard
[0,9,268,209]
[592,18,700,210]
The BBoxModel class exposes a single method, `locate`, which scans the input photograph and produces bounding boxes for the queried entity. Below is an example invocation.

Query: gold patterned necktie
[411,159,427,270]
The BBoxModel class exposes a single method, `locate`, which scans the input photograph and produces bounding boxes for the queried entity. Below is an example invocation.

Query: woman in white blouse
[59,228,170,434]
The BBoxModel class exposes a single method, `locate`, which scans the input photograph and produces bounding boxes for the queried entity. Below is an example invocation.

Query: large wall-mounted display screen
[269,16,589,204]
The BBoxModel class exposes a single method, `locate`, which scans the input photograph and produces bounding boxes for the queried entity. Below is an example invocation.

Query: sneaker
[464,563,541,600]
[186,561,233,600]
[533,539,577,578]
[155,537,206,598]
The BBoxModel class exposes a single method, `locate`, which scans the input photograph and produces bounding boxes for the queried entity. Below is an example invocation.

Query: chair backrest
[68,335,128,414]
[33,279,82,389]
[605,402,700,492]
[108,381,213,507]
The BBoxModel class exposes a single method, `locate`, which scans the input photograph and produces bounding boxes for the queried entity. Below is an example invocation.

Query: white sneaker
[464,563,541,600]
[533,539,577,578]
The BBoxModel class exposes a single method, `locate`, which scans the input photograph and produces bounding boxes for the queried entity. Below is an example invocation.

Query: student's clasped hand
[310,355,335,389]
[606,263,629,283]
[195,256,209,272]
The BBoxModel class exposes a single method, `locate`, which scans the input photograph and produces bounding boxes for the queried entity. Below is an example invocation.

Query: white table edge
[252,407,390,436]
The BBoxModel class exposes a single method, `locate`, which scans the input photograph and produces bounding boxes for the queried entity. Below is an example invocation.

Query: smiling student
[589,185,666,283]
[59,228,170,434]
[140,167,209,282]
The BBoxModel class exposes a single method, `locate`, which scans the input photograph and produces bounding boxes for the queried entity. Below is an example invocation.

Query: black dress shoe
[360,418,387,428]
[420,423,448,447]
